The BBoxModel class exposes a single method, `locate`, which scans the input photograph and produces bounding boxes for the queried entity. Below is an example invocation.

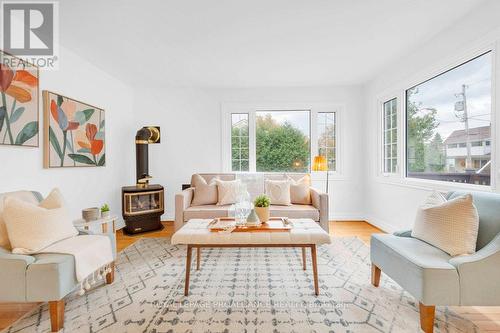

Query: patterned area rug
[7,237,478,333]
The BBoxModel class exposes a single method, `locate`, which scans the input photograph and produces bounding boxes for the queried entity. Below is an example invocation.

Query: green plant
[254,195,270,208]
[100,203,110,212]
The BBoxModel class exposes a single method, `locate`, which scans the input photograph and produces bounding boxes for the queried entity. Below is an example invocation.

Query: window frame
[404,50,494,188]
[221,102,344,178]
[375,44,497,193]
[381,97,399,175]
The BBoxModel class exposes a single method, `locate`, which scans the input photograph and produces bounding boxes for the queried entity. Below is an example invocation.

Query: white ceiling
[60,0,485,88]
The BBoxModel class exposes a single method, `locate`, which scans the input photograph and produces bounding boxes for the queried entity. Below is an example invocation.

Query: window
[225,106,340,173]
[255,111,310,172]
[406,51,492,185]
[383,98,398,173]
[317,112,336,171]
[231,114,249,171]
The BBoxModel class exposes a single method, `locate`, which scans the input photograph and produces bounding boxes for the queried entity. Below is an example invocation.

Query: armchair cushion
[3,192,78,254]
[411,192,479,256]
[371,233,460,305]
[0,190,41,250]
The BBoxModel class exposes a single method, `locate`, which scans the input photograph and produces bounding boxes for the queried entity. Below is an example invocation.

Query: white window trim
[377,94,402,178]
[374,41,498,193]
[221,102,345,179]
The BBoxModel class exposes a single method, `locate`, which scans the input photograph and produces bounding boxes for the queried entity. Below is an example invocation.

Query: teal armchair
[370,191,500,333]
[0,191,116,332]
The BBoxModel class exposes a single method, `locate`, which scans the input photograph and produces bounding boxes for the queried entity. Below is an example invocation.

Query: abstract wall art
[43,91,105,168]
[0,50,39,147]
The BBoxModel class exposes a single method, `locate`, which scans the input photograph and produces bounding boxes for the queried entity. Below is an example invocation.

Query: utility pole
[455,84,472,171]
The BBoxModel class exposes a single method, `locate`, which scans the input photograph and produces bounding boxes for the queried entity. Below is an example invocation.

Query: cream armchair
[175,173,329,232]
[370,191,500,333]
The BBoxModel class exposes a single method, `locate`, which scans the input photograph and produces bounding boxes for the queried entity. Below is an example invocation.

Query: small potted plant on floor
[101,203,110,218]
[254,194,271,222]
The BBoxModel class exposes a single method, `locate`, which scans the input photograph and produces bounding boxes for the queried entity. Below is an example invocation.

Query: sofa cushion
[184,204,233,220]
[191,174,218,206]
[184,204,319,221]
[287,174,311,205]
[215,179,241,205]
[26,253,78,301]
[412,192,479,256]
[270,205,319,221]
[265,179,291,206]
[370,233,460,305]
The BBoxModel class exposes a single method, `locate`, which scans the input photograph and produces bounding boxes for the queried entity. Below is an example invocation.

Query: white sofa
[175,173,329,232]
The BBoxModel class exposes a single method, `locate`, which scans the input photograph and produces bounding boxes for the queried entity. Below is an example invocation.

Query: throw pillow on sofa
[215,179,241,206]
[191,174,218,206]
[265,179,292,206]
[3,188,79,254]
[411,191,479,256]
[287,175,311,205]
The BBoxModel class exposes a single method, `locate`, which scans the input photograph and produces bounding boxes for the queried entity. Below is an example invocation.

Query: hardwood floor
[1,221,499,332]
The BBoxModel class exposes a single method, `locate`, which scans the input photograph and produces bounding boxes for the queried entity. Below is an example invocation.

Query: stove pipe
[135,127,160,186]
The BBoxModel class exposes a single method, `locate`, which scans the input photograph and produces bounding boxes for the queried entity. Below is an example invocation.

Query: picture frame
[43,90,105,168]
[0,50,39,147]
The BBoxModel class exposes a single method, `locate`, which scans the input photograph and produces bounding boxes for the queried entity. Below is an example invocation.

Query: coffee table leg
[302,247,307,270]
[196,247,201,270]
[184,245,192,296]
[310,244,319,296]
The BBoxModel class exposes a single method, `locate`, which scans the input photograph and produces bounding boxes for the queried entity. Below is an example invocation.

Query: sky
[408,51,492,140]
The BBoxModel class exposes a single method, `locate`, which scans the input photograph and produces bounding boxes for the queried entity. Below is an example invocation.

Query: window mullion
[249,111,256,172]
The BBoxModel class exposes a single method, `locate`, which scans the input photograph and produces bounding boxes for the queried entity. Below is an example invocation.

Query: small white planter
[101,211,111,218]
[254,206,270,222]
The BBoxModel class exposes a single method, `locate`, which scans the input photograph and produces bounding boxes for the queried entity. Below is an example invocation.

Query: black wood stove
[121,127,164,234]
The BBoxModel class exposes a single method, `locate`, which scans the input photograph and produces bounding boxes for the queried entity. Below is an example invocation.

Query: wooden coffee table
[171,218,331,296]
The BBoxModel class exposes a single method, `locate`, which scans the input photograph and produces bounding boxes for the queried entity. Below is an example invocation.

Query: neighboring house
[444,125,491,172]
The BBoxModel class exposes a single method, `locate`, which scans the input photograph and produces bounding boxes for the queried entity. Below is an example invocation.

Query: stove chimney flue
[135,126,160,187]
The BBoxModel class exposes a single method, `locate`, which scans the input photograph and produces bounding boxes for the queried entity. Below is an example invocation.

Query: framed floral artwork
[0,50,39,147]
[43,91,105,168]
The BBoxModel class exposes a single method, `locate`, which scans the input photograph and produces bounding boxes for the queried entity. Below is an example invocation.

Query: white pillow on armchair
[3,188,78,254]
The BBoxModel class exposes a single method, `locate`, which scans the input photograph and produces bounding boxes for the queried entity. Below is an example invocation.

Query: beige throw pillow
[411,192,479,256]
[191,174,218,206]
[216,179,241,206]
[287,175,311,205]
[0,191,40,250]
[3,188,78,254]
[265,179,291,206]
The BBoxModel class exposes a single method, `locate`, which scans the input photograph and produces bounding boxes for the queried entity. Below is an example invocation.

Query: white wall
[135,85,365,220]
[363,1,500,232]
[0,46,136,225]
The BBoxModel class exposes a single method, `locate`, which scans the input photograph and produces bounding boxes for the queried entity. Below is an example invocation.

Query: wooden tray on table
[208,217,292,232]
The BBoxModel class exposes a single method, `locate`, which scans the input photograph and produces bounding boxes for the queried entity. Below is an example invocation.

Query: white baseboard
[364,215,397,233]
[330,213,366,221]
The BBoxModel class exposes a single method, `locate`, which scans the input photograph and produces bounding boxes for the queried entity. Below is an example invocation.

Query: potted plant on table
[100,204,110,218]
[254,194,271,222]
